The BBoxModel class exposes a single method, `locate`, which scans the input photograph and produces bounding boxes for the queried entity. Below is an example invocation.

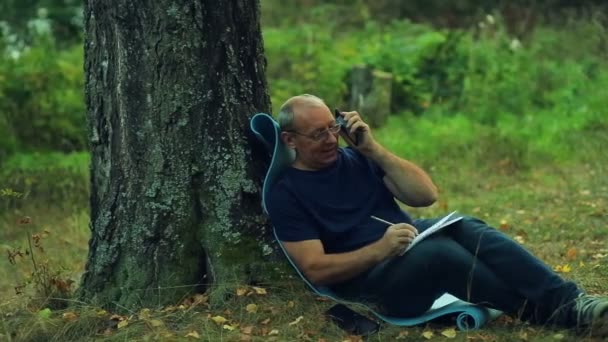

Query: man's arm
[370,144,438,207]
[340,111,438,207]
[282,223,418,285]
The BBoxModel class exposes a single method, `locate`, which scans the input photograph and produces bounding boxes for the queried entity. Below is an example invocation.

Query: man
[266,94,607,331]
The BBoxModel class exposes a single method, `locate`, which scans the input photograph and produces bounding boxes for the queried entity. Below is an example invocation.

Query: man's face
[286,105,340,170]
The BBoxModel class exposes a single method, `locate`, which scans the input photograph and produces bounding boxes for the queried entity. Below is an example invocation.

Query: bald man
[266,94,608,332]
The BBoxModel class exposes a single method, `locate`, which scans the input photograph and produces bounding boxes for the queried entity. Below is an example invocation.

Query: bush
[0,152,89,209]
[0,36,86,154]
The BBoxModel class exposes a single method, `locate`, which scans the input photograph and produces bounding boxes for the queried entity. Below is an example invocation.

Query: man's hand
[339,110,438,207]
[377,223,419,258]
[339,111,380,157]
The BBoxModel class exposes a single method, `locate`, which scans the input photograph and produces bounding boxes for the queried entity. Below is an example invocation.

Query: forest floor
[0,160,607,341]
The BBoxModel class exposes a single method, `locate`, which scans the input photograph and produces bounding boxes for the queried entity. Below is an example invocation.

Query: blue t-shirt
[267,147,413,254]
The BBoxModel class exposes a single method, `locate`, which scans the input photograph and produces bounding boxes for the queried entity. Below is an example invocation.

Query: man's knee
[407,237,461,265]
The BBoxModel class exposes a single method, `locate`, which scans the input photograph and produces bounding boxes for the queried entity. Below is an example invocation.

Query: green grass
[1,142,607,341]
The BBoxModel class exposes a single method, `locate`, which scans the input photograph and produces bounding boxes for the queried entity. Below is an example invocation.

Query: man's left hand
[339,111,379,157]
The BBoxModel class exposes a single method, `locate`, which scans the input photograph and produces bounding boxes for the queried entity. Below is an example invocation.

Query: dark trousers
[331,216,581,326]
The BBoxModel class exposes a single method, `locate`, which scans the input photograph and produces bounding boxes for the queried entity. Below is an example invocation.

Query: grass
[1,139,607,341]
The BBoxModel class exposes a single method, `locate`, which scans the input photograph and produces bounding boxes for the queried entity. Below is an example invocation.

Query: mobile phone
[325,304,381,336]
[334,108,359,146]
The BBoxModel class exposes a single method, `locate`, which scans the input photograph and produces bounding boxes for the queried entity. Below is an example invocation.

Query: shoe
[572,294,608,327]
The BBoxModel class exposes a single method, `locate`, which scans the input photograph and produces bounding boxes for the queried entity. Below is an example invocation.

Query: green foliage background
[0,0,606,204]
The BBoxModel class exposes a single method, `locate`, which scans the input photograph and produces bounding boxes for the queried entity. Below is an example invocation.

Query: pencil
[370,215,395,226]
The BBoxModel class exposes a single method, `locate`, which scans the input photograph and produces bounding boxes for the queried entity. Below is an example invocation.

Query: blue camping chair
[250,113,502,330]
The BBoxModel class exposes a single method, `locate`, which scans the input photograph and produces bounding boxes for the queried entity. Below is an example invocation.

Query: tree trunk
[349,65,393,128]
[80,0,273,310]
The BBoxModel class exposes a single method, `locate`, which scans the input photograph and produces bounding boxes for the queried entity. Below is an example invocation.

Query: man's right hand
[378,223,419,258]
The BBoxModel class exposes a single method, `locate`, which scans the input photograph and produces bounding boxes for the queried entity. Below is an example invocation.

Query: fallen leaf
[261,318,271,325]
[62,312,78,322]
[252,286,267,295]
[96,309,108,317]
[185,330,200,339]
[246,304,258,313]
[441,328,457,338]
[193,294,208,306]
[519,331,528,340]
[149,319,164,327]
[566,248,577,260]
[268,329,279,336]
[211,315,228,325]
[236,287,248,296]
[117,320,129,329]
[289,316,304,326]
[553,333,564,340]
[223,324,237,331]
[514,235,525,244]
[343,336,363,342]
[422,330,434,339]
[241,326,254,334]
[553,264,572,273]
[395,330,408,339]
[139,308,151,320]
[499,219,509,230]
[287,301,295,308]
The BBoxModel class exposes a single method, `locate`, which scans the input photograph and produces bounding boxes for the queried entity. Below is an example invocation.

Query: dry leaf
[261,318,271,325]
[96,309,108,317]
[268,329,279,336]
[211,315,228,324]
[236,287,248,296]
[223,324,237,331]
[117,320,129,329]
[553,264,572,273]
[62,312,78,322]
[185,330,200,339]
[441,328,457,338]
[246,304,258,313]
[395,330,409,339]
[252,286,267,295]
[566,248,577,260]
[422,330,434,339]
[514,235,525,244]
[241,326,254,334]
[193,294,208,306]
[139,308,151,320]
[149,319,164,327]
[289,316,304,326]
[499,219,509,230]
[287,301,295,308]
[519,331,528,340]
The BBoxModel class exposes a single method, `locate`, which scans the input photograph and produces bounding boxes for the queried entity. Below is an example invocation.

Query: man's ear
[281,131,297,149]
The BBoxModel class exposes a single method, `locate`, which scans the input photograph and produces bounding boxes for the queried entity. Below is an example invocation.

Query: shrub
[0,37,86,154]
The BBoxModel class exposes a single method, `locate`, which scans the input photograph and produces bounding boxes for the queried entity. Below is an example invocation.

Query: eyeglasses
[286,124,341,142]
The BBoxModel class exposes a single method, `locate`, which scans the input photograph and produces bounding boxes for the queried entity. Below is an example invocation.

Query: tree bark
[80,0,272,310]
[349,65,393,127]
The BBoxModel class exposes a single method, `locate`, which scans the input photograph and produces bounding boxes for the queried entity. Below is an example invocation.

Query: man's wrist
[366,238,388,263]
[363,142,386,164]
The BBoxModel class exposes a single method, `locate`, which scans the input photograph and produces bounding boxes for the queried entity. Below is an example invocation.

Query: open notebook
[250,112,502,330]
